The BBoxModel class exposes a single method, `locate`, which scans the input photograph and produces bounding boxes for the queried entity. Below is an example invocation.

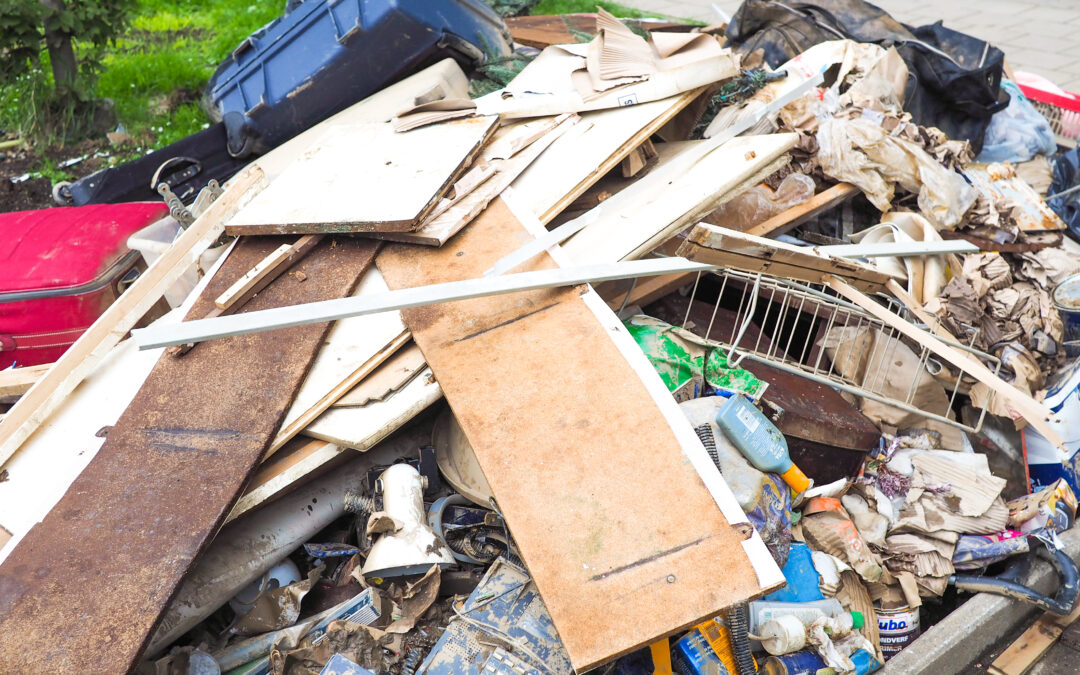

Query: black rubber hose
[695,424,722,469]
[727,603,757,675]
[951,540,1079,615]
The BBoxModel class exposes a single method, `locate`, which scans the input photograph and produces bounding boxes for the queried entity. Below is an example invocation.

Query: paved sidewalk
[621,0,1080,91]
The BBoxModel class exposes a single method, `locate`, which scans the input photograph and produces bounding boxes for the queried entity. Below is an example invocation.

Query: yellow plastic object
[696,618,751,674]
[780,463,812,495]
[650,637,673,675]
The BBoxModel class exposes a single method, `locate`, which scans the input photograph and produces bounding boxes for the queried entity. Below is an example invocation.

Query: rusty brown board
[376,197,781,671]
[0,236,377,673]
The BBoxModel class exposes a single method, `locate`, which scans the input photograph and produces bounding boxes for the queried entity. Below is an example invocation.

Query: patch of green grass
[94,0,280,147]
[0,0,279,153]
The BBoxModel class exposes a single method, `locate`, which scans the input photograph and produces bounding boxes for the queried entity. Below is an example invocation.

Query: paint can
[1053,274,1080,343]
[876,604,920,659]
[760,650,827,675]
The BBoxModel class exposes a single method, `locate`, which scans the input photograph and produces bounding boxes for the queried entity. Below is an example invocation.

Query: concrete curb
[883,528,1080,673]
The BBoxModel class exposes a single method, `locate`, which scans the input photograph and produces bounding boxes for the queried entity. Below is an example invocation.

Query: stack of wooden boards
[0,35,1066,673]
[0,56,793,672]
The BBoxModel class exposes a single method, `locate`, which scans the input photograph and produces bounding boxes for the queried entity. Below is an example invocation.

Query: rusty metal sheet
[0,236,377,674]
[964,163,1067,232]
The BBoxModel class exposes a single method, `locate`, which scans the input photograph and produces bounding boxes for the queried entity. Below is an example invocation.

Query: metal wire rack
[665,266,1001,435]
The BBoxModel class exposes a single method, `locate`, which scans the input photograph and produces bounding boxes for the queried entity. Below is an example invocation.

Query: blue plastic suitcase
[204,0,512,157]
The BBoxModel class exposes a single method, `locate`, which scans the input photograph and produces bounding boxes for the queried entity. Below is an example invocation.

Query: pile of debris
[4,2,1080,674]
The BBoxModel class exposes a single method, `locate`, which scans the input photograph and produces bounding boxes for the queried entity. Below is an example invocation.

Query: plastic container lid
[1053,273,1080,312]
[850,611,865,630]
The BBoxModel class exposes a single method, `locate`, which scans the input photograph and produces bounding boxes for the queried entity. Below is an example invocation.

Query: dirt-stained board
[377,198,781,671]
[0,236,377,673]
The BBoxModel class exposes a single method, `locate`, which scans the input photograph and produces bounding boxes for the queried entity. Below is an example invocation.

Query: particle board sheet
[226,116,499,235]
[560,133,798,265]
[376,197,782,671]
[0,236,377,674]
[509,90,703,224]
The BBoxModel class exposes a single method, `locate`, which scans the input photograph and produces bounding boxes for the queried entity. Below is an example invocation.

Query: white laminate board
[229,116,499,233]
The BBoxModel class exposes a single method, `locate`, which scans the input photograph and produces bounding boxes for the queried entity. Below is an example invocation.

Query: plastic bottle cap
[779,463,813,495]
[850,611,865,630]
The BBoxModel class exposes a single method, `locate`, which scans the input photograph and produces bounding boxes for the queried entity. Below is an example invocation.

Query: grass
[0,0,692,160]
[0,0,280,152]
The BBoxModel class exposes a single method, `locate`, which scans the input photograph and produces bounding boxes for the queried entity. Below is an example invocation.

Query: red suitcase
[0,203,170,368]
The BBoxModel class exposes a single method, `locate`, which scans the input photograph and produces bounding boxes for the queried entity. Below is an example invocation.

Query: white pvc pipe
[145,425,428,656]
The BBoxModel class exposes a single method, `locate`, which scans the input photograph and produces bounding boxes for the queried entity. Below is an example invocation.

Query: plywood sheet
[561,133,798,265]
[510,91,702,224]
[271,268,408,449]
[0,237,376,673]
[376,197,781,671]
[227,117,499,234]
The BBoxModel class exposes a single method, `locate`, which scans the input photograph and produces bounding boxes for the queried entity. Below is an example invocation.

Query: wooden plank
[511,89,705,224]
[226,116,499,235]
[130,257,718,350]
[504,14,690,49]
[303,365,442,450]
[332,343,427,407]
[492,136,794,277]
[677,223,893,293]
[739,182,859,238]
[250,59,469,182]
[561,134,798,266]
[0,363,51,398]
[822,239,979,258]
[0,236,377,674]
[0,166,266,471]
[826,275,1065,449]
[376,196,782,671]
[268,329,412,456]
[988,601,1080,675]
[214,235,322,310]
[365,115,580,247]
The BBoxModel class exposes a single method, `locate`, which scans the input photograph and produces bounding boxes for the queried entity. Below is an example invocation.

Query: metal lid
[1052,273,1080,312]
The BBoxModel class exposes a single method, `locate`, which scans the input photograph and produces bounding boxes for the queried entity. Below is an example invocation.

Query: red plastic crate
[1017,82,1080,147]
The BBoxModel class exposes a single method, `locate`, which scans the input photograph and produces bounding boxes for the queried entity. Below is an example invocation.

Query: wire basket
[669,267,1001,435]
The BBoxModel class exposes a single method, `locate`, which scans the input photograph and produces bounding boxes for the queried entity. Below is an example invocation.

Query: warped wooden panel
[270,268,408,452]
[303,365,443,450]
[510,89,704,224]
[332,343,427,408]
[376,197,782,671]
[227,117,499,235]
[677,222,894,293]
[561,133,798,265]
[367,115,579,246]
[251,59,469,182]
